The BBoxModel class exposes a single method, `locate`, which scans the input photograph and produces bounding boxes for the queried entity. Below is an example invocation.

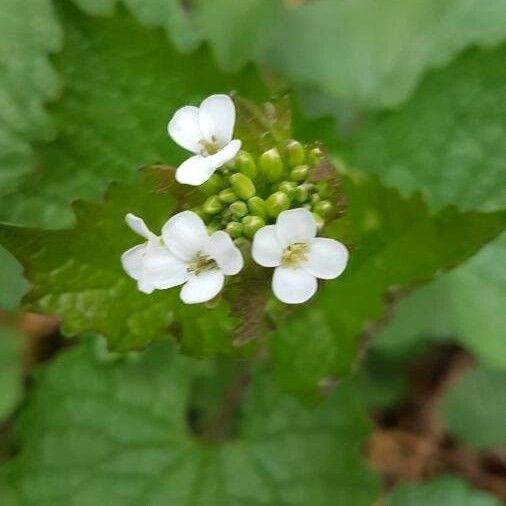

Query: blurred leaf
[4,341,379,505]
[0,2,265,228]
[0,247,27,311]
[0,0,61,195]
[0,326,24,421]
[343,45,506,212]
[441,366,506,449]
[270,172,506,403]
[374,234,506,370]
[386,474,501,506]
[194,0,283,70]
[0,178,238,353]
[265,0,506,108]
[71,0,202,51]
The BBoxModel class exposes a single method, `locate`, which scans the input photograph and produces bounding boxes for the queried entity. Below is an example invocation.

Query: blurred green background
[0,0,505,504]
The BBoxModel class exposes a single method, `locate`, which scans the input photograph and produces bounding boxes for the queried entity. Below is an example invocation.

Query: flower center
[281,242,310,268]
[199,136,220,156]
[187,252,217,275]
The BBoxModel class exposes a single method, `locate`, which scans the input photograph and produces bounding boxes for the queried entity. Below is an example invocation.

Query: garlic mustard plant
[122,93,349,305]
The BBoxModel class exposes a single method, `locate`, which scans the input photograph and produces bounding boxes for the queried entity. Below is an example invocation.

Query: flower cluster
[122,94,349,304]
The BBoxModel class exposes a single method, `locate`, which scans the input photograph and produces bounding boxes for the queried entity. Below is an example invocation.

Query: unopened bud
[226,221,243,239]
[285,139,306,167]
[308,146,323,167]
[312,213,325,230]
[202,195,223,215]
[235,151,257,180]
[259,147,284,183]
[294,184,309,203]
[230,173,256,200]
[313,200,332,217]
[311,193,321,205]
[290,164,309,182]
[265,191,290,218]
[242,215,265,239]
[229,201,248,218]
[218,188,237,204]
[247,196,267,218]
[316,180,331,199]
[278,180,296,199]
[200,173,226,196]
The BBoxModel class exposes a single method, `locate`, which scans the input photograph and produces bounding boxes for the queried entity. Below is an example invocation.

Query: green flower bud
[312,213,325,230]
[191,206,208,222]
[202,195,223,215]
[265,191,290,218]
[226,221,243,239]
[259,147,284,183]
[242,215,265,239]
[278,180,297,199]
[313,200,332,217]
[235,151,257,179]
[206,223,219,234]
[218,187,237,204]
[316,180,332,199]
[311,193,321,205]
[247,196,267,218]
[290,164,309,182]
[308,146,323,167]
[285,139,306,167]
[230,173,256,200]
[294,184,309,203]
[200,173,226,196]
[229,200,248,218]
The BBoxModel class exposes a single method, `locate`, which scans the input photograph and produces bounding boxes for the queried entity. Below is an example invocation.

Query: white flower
[121,213,171,295]
[168,94,242,186]
[252,208,349,304]
[160,211,244,303]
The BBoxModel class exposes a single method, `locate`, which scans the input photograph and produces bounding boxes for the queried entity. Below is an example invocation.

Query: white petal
[180,269,224,304]
[142,246,189,289]
[162,210,209,261]
[205,139,241,168]
[137,279,156,295]
[175,155,217,186]
[125,213,156,241]
[121,244,146,280]
[167,105,203,154]
[276,208,317,247]
[206,231,243,275]
[199,94,236,147]
[252,225,283,267]
[272,266,317,304]
[305,238,349,280]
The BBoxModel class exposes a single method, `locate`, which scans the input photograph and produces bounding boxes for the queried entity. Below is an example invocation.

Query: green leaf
[270,171,506,403]
[0,0,61,195]
[265,0,506,108]
[194,0,283,71]
[441,366,506,449]
[342,45,506,212]
[4,341,379,505]
[71,0,202,51]
[0,326,24,421]
[0,247,27,311]
[0,2,265,229]
[374,234,506,369]
[386,475,501,506]
[0,176,238,353]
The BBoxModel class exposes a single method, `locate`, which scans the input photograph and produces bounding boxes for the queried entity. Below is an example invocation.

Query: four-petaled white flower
[168,94,242,186]
[252,208,349,304]
[122,211,244,304]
